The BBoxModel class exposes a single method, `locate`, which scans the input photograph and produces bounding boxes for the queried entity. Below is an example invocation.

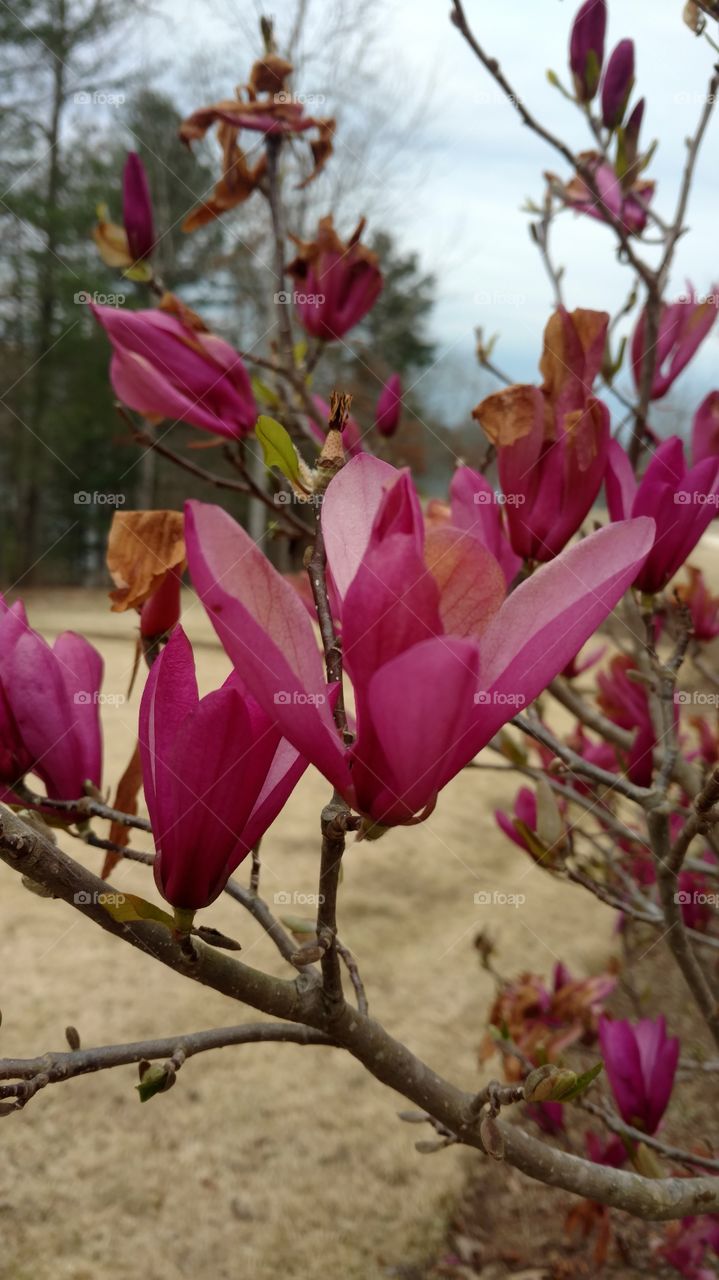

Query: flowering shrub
[2,6,719,1260]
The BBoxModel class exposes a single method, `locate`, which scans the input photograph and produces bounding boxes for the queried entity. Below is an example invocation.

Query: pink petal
[356,636,481,823]
[473,517,655,744]
[184,500,350,794]
[424,525,505,638]
[321,454,402,600]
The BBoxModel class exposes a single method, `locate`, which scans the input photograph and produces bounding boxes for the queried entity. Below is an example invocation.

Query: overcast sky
[147,0,719,427]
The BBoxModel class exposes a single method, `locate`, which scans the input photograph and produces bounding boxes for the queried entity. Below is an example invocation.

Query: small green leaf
[136,1064,170,1102]
[551,1061,603,1102]
[255,415,306,489]
[99,891,174,929]
[251,376,280,408]
[631,1140,664,1178]
[280,914,317,936]
[122,262,154,283]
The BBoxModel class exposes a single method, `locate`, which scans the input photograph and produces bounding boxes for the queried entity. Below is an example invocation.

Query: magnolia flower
[179,59,334,222]
[561,643,607,680]
[139,627,307,910]
[495,787,537,854]
[473,308,611,562]
[597,654,657,787]
[0,594,103,802]
[585,1131,627,1168]
[375,374,402,438]
[631,287,719,400]
[554,151,655,234]
[123,152,155,261]
[287,216,382,341]
[691,390,719,465]
[93,152,155,270]
[569,0,606,101]
[599,1015,679,1134]
[601,39,635,129]
[140,567,183,640]
[93,304,257,439]
[185,455,654,828]
[447,467,521,587]
[605,436,719,594]
[658,1214,719,1280]
[676,566,719,642]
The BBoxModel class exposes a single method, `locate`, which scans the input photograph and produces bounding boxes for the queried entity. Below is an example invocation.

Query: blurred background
[0,0,716,578]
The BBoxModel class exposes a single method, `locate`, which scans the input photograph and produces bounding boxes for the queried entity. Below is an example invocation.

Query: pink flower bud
[375,373,402,437]
[569,0,606,101]
[122,153,155,262]
[601,39,635,128]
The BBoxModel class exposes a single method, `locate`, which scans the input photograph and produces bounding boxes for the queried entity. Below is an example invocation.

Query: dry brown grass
[0,588,633,1279]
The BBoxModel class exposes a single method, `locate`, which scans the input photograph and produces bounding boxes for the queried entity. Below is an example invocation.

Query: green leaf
[255,415,306,489]
[551,1061,603,1102]
[98,891,174,929]
[251,376,280,408]
[280,914,317,936]
[122,262,154,283]
[136,1064,170,1102]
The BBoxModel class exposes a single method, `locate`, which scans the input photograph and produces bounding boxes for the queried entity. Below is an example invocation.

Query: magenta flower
[528,1101,565,1135]
[0,594,103,802]
[585,1130,627,1168]
[692,390,719,465]
[569,0,606,101]
[122,152,155,262]
[474,308,611,562]
[140,566,183,640]
[659,1215,719,1280]
[139,626,307,910]
[185,455,654,828]
[375,374,402,438]
[599,1015,679,1134]
[560,153,655,234]
[605,436,719,594]
[92,305,257,440]
[631,288,719,400]
[495,787,538,854]
[677,567,719,642]
[448,467,521,587]
[601,39,635,129]
[597,654,657,786]
[287,216,383,342]
[0,599,36,797]
[561,642,606,680]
